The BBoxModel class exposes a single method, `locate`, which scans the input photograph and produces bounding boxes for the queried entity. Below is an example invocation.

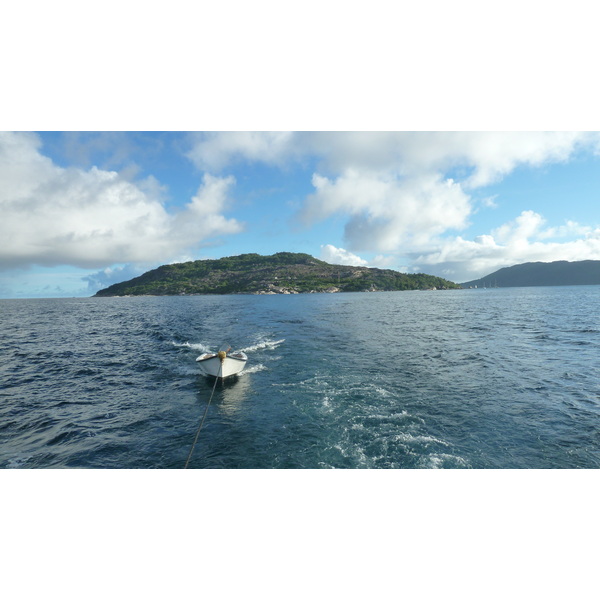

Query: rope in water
[184,360,222,469]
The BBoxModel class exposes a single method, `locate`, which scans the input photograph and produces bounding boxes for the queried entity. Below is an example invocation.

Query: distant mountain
[461,260,600,288]
[94,252,461,296]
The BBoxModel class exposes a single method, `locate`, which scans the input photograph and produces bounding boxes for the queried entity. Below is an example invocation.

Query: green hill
[94,252,461,296]
[461,260,600,288]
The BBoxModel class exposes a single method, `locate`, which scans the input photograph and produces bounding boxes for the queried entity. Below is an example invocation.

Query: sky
[1,131,600,297]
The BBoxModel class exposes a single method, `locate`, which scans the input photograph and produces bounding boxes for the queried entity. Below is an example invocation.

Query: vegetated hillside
[94,252,461,296]
[461,260,600,288]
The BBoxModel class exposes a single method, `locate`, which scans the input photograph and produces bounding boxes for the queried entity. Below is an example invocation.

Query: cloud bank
[0,132,243,271]
[416,210,600,281]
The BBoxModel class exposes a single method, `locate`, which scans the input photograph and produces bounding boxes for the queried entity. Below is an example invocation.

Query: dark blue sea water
[2,287,600,468]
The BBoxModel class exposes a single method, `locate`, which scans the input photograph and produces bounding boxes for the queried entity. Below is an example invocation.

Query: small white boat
[196,343,248,378]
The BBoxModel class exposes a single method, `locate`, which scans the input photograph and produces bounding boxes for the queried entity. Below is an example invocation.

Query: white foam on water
[373,386,392,397]
[239,338,285,353]
[333,442,370,466]
[420,453,470,469]
[363,411,426,426]
[239,363,267,376]
[171,341,211,353]
[392,432,450,447]
[321,396,334,412]
[177,366,203,376]
[7,456,30,468]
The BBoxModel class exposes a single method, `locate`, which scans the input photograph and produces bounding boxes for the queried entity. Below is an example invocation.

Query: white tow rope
[184,358,223,469]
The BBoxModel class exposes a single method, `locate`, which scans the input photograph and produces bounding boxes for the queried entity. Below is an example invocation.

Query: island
[93,252,461,296]
[461,260,600,288]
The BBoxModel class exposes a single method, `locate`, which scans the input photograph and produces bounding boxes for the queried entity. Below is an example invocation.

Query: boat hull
[196,352,248,378]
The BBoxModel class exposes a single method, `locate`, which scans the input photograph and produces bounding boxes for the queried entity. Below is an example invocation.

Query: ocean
[2,286,600,469]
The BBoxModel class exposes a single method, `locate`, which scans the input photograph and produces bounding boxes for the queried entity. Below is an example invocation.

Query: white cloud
[452,132,585,188]
[186,131,595,181]
[311,132,587,184]
[480,195,498,209]
[0,132,243,270]
[492,210,546,245]
[186,132,298,171]
[175,173,243,241]
[369,254,397,268]
[303,170,471,252]
[320,245,399,270]
[537,220,592,240]
[415,211,600,282]
[319,244,368,266]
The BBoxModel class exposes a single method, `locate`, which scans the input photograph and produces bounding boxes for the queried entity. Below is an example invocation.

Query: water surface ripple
[1,287,599,468]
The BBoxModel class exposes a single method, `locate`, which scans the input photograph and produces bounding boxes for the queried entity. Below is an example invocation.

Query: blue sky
[1,131,600,297]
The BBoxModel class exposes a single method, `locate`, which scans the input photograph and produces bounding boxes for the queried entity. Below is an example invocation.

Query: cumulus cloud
[175,173,243,241]
[536,220,592,240]
[186,132,299,171]
[492,210,546,246]
[320,245,399,269]
[303,170,471,252]
[415,211,600,282]
[319,244,368,266]
[186,131,594,181]
[0,132,243,270]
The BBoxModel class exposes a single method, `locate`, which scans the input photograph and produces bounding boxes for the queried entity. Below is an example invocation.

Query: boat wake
[239,364,267,376]
[171,341,211,353]
[173,338,284,355]
[239,338,285,353]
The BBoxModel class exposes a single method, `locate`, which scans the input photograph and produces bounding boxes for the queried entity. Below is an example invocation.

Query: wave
[419,453,470,469]
[392,432,450,447]
[173,339,285,355]
[239,339,285,353]
[239,364,267,375]
[6,455,32,468]
[171,341,211,353]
